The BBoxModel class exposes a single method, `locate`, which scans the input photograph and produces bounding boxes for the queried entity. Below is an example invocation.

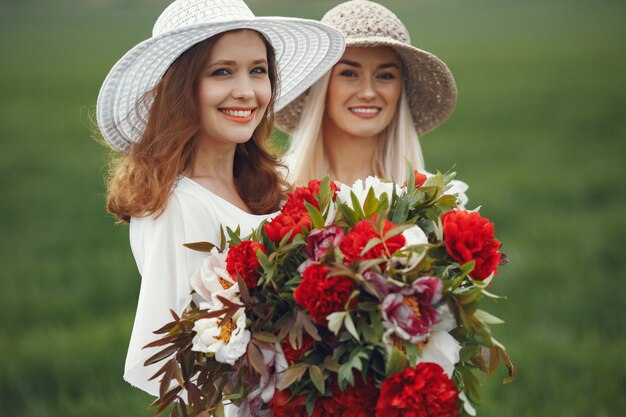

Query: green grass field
[1,0,625,416]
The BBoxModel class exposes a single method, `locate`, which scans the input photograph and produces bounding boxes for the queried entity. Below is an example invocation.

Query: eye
[251,66,268,75]
[339,69,357,77]
[377,72,397,80]
[211,68,231,76]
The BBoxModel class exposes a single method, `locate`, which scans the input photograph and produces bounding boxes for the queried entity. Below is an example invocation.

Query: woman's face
[324,46,403,139]
[197,30,272,147]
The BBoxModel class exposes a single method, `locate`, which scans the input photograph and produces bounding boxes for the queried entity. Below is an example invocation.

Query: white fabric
[124,176,272,402]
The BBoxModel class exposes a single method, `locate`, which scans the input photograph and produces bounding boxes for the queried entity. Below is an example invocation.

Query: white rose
[191,308,250,365]
[190,248,240,309]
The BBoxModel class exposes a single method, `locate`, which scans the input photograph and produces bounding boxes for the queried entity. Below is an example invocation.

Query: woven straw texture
[275,0,457,136]
[96,0,345,152]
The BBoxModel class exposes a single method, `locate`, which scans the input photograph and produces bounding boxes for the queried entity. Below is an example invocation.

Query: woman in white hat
[277,0,457,187]
[96,0,344,399]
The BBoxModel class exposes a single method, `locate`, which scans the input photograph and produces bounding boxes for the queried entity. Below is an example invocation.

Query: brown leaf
[497,346,518,383]
[247,342,268,380]
[187,383,204,411]
[160,361,174,399]
[236,273,251,304]
[144,332,186,349]
[277,365,308,390]
[183,241,216,252]
[144,344,179,366]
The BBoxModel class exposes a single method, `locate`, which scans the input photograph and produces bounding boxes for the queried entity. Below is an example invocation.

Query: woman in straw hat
[95,0,344,399]
[277,0,459,188]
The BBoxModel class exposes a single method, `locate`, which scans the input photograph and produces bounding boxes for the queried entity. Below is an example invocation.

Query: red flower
[282,186,319,217]
[307,179,339,200]
[225,240,266,288]
[281,333,315,364]
[442,210,502,280]
[270,376,378,417]
[269,390,308,417]
[264,212,311,243]
[294,263,354,327]
[321,376,378,417]
[340,216,406,264]
[376,363,459,417]
[413,170,427,188]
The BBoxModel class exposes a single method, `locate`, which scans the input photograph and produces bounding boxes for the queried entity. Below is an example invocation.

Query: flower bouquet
[145,169,516,417]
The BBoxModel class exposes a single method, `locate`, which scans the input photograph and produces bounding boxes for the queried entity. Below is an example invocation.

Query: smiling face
[196,30,272,148]
[324,46,403,140]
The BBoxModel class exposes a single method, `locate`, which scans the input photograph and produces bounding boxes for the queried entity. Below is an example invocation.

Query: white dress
[124,176,272,413]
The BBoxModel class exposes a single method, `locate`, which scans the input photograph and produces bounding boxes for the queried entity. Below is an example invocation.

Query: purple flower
[363,271,400,299]
[381,277,443,344]
[304,225,344,261]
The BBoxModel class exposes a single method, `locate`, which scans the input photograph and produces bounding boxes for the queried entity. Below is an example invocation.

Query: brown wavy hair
[105,30,288,223]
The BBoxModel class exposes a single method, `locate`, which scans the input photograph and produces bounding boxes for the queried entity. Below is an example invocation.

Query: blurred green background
[1,0,625,416]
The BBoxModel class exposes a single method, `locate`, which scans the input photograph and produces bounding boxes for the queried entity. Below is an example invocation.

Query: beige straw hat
[96,0,345,152]
[275,0,457,136]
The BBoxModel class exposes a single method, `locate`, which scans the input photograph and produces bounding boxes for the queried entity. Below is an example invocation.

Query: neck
[322,119,379,185]
[189,137,237,182]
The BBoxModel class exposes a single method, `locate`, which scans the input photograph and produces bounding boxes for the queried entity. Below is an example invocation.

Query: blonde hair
[284,73,424,186]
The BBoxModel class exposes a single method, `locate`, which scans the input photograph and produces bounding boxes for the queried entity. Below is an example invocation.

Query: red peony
[225,240,266,288]
[270,376,378,417]
[294,263,354,327]
[442,210,502,280]
[264,212,311,243]
[307,179,339,200]
[282,186,319,217]
[320,376,378,417]
[281,333,315,364]
[340,216,406,265]
[269,390,308,417]
[376,363,459,417]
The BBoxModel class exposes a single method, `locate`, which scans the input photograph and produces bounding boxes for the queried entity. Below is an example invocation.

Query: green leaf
[359,237,382,257]
[344,313,360,342]
[306,391,317,417]
[309,365,326,394]
[460,260,476,276]
[212,402,225,417]
[350,191,366,219]
[387,347,409,376]
[474,309,505,325]
[383,224,413,240]
[362,187,379,217]
[278,364,308,390]
[337,202,360,226]
[326,312,346,335]
[304,200,325,230]
[405,342,420,367]
[253,332,280,343]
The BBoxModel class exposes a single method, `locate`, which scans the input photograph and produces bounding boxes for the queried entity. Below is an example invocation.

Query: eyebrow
[207,58,268,67]
[337,59,400,69]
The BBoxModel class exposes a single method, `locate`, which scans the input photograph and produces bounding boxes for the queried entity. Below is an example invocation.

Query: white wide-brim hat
[275,0,456,136]
[96,0,345,152]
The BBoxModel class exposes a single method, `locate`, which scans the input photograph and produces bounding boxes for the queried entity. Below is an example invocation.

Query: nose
[231,74,255,100]
[356,78,376,101]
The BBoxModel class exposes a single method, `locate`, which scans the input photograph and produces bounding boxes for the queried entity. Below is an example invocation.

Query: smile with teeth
[220,108,255,117]
[349,107,381,114]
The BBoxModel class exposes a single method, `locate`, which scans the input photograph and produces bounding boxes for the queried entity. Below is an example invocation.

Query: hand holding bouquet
[146,169,515,417]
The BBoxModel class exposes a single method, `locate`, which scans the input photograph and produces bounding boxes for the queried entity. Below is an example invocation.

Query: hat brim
[275,37,456,136]
[96,18,345,152]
